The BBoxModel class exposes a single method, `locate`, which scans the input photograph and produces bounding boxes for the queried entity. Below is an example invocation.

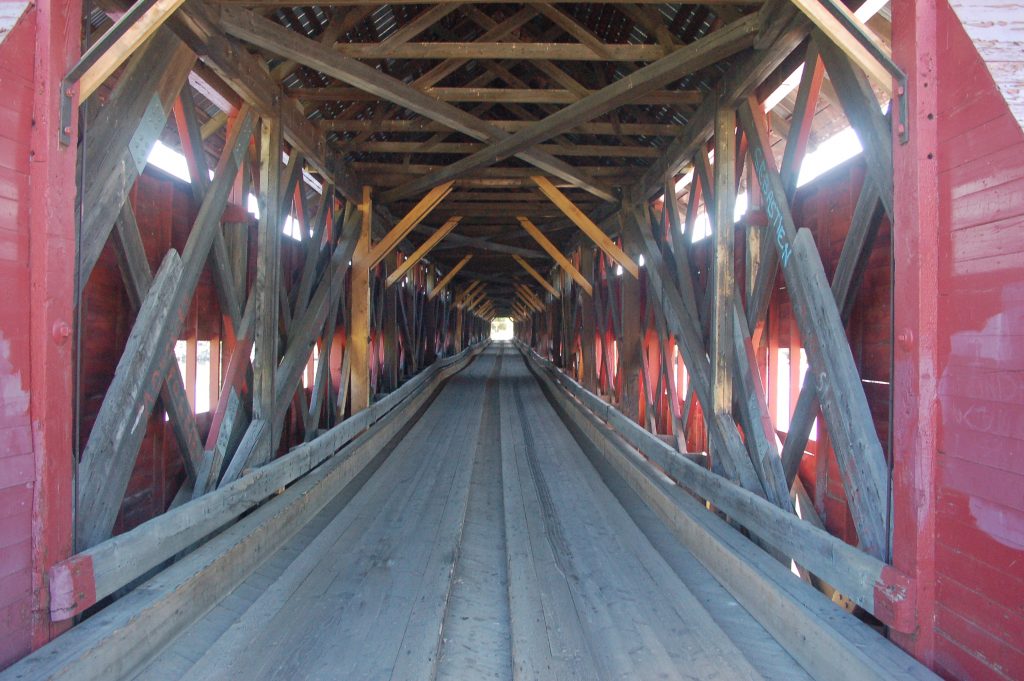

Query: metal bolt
[52,321,72,344]
[63,126,72,136]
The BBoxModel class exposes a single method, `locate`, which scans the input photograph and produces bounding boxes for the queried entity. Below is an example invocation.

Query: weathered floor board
[133,344,811,680]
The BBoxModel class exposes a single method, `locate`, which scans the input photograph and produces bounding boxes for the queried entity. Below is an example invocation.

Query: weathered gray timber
[739,102,890,559]
[379,14,760,202]
[76,108,254,549]
[80,31,195,286]
[526,348,935,681]
[112,203,205,480]
[218,7,615,202]
[49,343,487,624]
[519,343,911,630]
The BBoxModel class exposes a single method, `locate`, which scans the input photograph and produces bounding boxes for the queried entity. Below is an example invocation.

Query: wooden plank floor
[134,344,812,681]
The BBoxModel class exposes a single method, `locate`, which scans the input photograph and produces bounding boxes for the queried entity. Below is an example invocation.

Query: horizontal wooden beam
[386,216,461,287]
[321,118,685,137]
[340,140,662,159]
[221,0,756,5]
[517,216,592,295]
[525,346,919,636]
[292,86,703,106]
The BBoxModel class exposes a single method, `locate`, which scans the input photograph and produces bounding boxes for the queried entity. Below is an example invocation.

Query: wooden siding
[931,0,1024,678]
[0,4,35,669]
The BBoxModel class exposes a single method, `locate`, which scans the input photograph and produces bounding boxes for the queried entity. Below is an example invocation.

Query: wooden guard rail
[49,342,489,621]
[516,342,916,634]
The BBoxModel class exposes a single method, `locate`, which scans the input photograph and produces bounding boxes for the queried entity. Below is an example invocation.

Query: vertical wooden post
[711,98,736,417]
[580,246,597,391]
[350,186,372,412]
[382,252,399,391]
[253,114,282,462]
[619,242,642,422]
[30,0,80,647]
[890,0,938,660]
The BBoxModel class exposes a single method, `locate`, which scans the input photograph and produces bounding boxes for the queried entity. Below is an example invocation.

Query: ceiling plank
[341,140,662,158]
[326,42,675,62]
[321,118,684,136]
[292,86,703,106]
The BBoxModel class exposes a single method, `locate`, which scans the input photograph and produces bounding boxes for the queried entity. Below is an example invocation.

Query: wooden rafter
[512,254,560,299]
[220,8,615,203]
[517,217,592,296]
[428,255,473,300]
[367,182,454,269]
[532,175,639,278]
[386,216,462,287]
[380,15,760,202]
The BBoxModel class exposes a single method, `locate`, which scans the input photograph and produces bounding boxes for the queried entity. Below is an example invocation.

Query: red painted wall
[927,1,1024,677]
[0,7,41,668]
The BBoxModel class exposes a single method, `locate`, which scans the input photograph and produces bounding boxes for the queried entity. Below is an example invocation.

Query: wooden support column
[619,238,643,422]
[252,113,282,465]
[711,99,736,418]
[383,252,400,392]
[579,246,598,392]
[350,186,373,412]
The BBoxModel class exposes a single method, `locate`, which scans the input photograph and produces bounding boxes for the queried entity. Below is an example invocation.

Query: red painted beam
[26,0,81,654]
[891,0,939,664]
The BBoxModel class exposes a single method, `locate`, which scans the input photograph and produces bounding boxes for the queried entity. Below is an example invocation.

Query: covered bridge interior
[0,0,1021,678]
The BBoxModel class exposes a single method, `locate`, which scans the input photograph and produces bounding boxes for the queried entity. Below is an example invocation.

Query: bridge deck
[135,345,812,681]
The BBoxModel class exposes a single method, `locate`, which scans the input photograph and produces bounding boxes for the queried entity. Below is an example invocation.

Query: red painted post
[28,0,81,652]
[890,0,939,664]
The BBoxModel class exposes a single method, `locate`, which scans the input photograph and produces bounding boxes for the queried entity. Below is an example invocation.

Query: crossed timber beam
[381,15,760,202]
[219,8,614,203]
